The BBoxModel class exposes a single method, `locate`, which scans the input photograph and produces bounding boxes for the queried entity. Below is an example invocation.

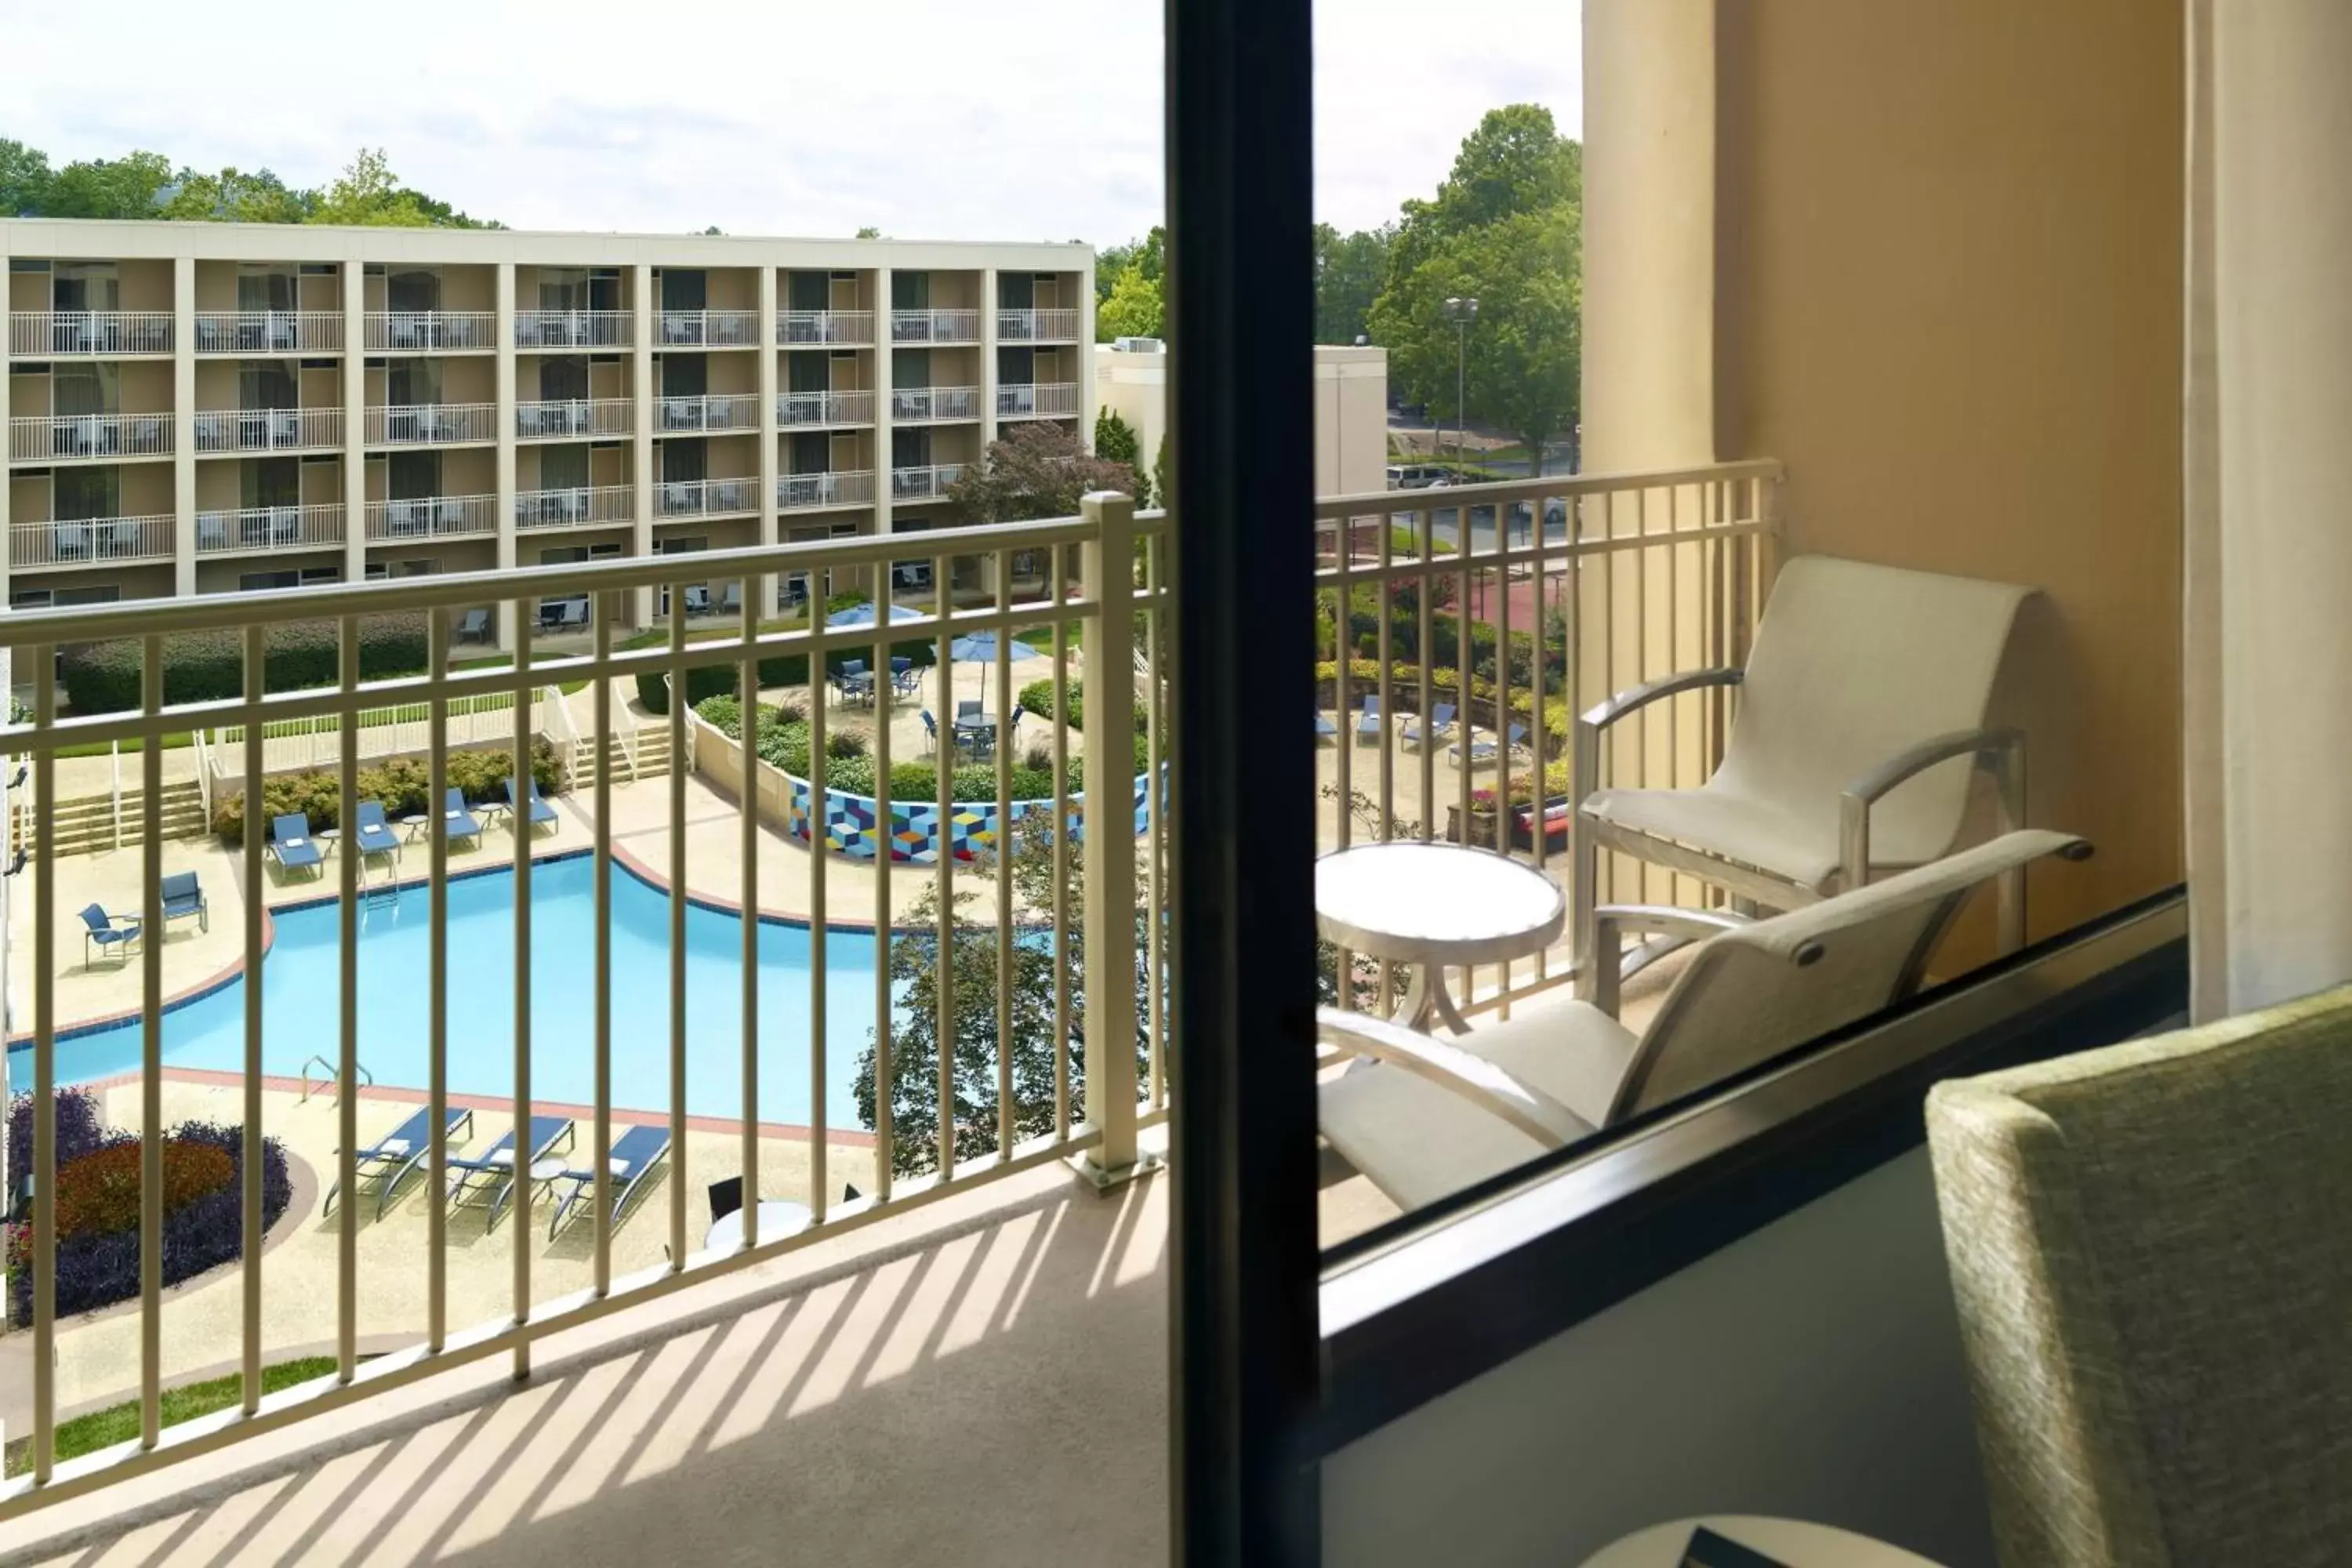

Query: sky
[0,0,1581,249]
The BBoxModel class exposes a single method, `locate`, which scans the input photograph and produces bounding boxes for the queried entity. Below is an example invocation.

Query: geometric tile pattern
[779,770,1156,864]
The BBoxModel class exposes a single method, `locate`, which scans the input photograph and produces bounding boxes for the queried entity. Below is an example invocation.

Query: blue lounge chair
[324,1105,475,1219]
[1355,694,1385,741]
[505,776,557,832]
[1451,723,1531,768]
[159,871,208,932]
[546,1123,673,1240]
[352,801,402,858]
[446,1115,575,1229]
[1401,702,1457,749]
[441,788,485,848]
[269,815,324,878]
[1314,712,1338,740]
[455,608,492,644]
[76,904,140,966]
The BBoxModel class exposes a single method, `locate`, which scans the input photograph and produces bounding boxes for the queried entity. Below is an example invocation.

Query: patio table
[1315,841,1566,1034]
[705,1200,814,1252]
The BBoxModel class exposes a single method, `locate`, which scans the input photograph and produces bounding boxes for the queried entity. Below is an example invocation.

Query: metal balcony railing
[656,394,759,433]
[890,463,967,500]
[514,310,633,349]
[367,403,499,445]
[364,311,495,352]
[776,390,876,427]
[9,311,174,356]
[363,493,498,539]
[192,311,343,354]
[889,386,979,423]
[516,398,633,439]
[193,406,344,454]
[654,476,758,517]
[9,412,175,463]
[194,503,347,554]
[658,310,758,347]
[8,513,175,568]
[516,485,636,530]
[776,469,876,510]
[996,382,1080,419]
[996,307,1081,342]
[778,309,875,346]
[889,308,979,343]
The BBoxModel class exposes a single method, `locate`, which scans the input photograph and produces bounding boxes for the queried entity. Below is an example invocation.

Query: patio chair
[506,776,559,832]
[1401,702,1458,750]
[159,872,208,932]
[1317,829,2089,1210]
[719,582,742,618]
[1315,712,1339,742]
[1449,724,1528,768]
[76,905,140,967]
[446,1115,575,1229]
[956,699,982,721]
[682,585,712,618]
[455,608,492,644]
[324,1106,475,1220]
[546,1123,673,1240]
[1007,702,1025,735]
[441,787,485,848]
[1355,694,1385,741]
[1573,554,2037,1000]
[352,801,403,858]
[269,815,325,879]
[920,710,941,754]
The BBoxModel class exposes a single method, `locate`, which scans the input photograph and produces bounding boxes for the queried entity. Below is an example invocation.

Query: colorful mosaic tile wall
[780,771,1157,862]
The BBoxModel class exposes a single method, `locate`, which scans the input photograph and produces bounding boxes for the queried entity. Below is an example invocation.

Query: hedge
[61,615,432,716]
[695,695,1148,804]
[1014,677,1149,737]
[627,611,936,716]
[210,741,565,845]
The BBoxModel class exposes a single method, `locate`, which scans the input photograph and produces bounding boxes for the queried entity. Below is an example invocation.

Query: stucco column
[342,260,366,590]
[172,255,196,595]
[757,264,779,617]
[631,262,655,626]
[2,230,16,609]
[979,266,1000,455]
[873,265,895,536]
[494,261,517,647]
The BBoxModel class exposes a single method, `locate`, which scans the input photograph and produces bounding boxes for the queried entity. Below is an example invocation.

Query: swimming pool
[10,855,891,1132]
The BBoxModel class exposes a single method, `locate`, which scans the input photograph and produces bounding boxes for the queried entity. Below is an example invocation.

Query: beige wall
[1711,0,2185,940]
[1093,343,1384,499]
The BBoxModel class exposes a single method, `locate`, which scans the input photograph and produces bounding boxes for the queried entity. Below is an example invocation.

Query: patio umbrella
[948,632,1041,700]
[825,600,925,628]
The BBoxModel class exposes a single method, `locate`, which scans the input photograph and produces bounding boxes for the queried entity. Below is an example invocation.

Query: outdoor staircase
[12,778,208,858]
[567,724,673,789]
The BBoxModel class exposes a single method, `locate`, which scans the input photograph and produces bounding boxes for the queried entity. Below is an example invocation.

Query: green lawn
[3,1355,339,1477]
[54,731,194,759]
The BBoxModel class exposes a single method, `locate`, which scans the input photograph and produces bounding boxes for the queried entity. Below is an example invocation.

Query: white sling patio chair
[1573,554,2035,1000]
[1319,829,2089,1211]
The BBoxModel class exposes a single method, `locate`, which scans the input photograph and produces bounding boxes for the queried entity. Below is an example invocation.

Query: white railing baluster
[1080,493,1142,1183]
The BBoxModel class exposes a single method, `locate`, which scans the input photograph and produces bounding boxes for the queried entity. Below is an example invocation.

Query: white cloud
[1,0,1579,245]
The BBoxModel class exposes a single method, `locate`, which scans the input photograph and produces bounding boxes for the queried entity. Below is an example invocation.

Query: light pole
[1443,296,1478,477]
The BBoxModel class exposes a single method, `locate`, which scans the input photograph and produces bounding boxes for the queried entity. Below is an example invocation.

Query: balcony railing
[193,406,344,454]
[889,385,980,423]
[366,402,499,445]
[656,394,760,433]
[776,468,876,510]
[891,463,967,500]
[9,311,173,356]
[654,476,758,517]
[193,311,343,354]
[890,308,979,343]
[8,513,174,568]
[0,497,1165,1512]
[194,503,347,555]
[996,382,1080,419]
[9,412,174,463]
[363,493,498,539]
[516,484,636,530]
[514,310,633,349]
[363,311,495,352]
[996,307,1081,342]
[776,390,876,427]
[658,310,758,347]
[779,309,875,345]
[516,398,633,439]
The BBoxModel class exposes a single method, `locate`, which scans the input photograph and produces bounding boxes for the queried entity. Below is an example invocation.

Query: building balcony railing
[996,307,1081,343]
[8,513,175,568]
[193,311,343,354]
[891,463,967,500]
[194,503,347,555]
[514,310,633,350]
[9,412,174,463]
[366,402,499,446]
[363,311,495,352]
[890,308,979,344]
[517,398,633,440]
[776,390,875,427]
[363,493,498,540]
[194,406,344,455]
[657,394,760,434]
[779,309,875,346]
[8,311,173,356]
[889,386,980,423]
[777,468,875,510]
[654,476,758,518]
[659,310,759,348]
[516,484,636,530]
[996,382,1080,419]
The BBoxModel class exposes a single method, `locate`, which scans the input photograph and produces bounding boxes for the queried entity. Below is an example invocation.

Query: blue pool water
[10,856,890,1131]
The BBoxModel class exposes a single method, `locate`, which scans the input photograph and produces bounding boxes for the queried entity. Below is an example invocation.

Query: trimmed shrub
[211,740,564,845]
[60,615,430,716]
[5,1087,107,1198]
[1014,678,1146,737]
[634,662,739,717]
[693,695,1149,807]
[53,1141,234,1241]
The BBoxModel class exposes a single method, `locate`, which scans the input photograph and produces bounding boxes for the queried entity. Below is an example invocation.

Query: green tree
[1153,435,1171,514]
[0,140,54,216]
[1095,225,1164,303]
[949,420,1145,525]
[1314,223,1392,344]
[855,225,881,239]
[1096,267,1164,342]
[1093,406,1152,507]
[308,149,492,228]
[41,151,173,219]
[1426,103,1581,234]
[158,167,311,224]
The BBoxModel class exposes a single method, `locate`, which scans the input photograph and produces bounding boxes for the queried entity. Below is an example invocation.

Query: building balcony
[659,310,758,348]
[777,390,876,428]
[654,476,758,518]
[193,406,344,456]
[8,311,173,357]
[9,412,174,464]
[363,311,495,352]
[779,309,875,346]
[890,308,979,344]
[8,513,174,569]
[515,310,634,350]
[517,484,637,530]
[363,493,498,540]
[366,403,499,446]
[194,503,347,556]
[996,382,1080,419]
[996,307,1081,343]
[192,311,343,354]
[891,463,968,500]
[778,468,876,510]
[517,398,633,440]
[657,394,760,434]
[889,386,980,423]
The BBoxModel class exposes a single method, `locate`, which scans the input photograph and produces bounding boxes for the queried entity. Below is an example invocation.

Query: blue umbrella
[948,632,1041,700]
[826,600,924,628]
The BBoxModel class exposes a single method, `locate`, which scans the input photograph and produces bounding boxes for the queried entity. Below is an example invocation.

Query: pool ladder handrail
[299,1054,376,1103]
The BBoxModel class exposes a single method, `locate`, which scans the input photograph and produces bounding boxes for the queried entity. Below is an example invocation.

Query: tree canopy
[0,140,497,227]
[1314,222,1392,344]
[1096,266,1164,342]
[949,421,1145,525]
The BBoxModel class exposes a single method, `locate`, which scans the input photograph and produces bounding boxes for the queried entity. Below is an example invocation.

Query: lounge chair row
[268,779,558,878]
[325,1105,672,1240]
[1319,697,1529,764]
